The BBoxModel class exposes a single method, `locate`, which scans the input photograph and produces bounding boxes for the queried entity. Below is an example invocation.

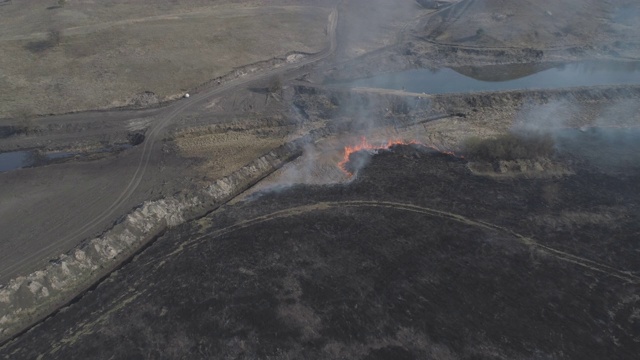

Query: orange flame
[338,137,419,176]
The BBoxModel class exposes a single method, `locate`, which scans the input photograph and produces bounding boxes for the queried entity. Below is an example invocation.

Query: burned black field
[2,146,639,359]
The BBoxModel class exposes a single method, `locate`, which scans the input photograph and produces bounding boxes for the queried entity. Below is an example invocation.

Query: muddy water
[345,61,640,94]
[0,145,132,173]
[0,150,79,173]
[0,151,32,172]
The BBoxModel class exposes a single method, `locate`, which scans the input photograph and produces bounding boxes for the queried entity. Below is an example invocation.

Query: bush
[389,97,410,115]
[48,29,62,46]
[24,29,62,53]
[462,132,555,161]
[267,76,283,94]
[15,107,34,134]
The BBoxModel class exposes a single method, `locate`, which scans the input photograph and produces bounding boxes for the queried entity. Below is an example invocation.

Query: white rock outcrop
[0,143,298,343]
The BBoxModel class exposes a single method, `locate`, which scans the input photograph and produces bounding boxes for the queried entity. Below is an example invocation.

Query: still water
[0,150,77,173]
[0,145,132,173]
[345,61,640,94]
[0,151,32,172]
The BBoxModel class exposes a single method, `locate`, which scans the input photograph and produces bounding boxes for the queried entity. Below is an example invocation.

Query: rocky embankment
[3,84,640,345]
[0,133,319,344]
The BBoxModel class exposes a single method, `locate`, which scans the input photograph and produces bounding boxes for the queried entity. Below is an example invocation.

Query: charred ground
[2,146,638,359]
[2,0,640,356]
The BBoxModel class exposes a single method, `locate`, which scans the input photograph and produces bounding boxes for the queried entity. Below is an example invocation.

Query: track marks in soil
[36,291,144,358]
[155,200,639,284]
[0,6,339,282]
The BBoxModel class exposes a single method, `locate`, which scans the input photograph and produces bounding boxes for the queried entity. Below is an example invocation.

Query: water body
[345,61,640,94]
[0,151,32,172]
[0,144,133,173]
[0,150,78,173]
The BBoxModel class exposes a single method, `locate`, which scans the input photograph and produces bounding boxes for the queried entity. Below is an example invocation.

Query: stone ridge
[0,138,306,344]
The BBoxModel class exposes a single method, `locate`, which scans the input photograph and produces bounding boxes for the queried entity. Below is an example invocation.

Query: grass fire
[338,137,419,176]
[338,137,463,176]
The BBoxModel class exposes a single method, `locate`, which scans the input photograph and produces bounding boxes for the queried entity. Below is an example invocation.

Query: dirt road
[0,7,338,284]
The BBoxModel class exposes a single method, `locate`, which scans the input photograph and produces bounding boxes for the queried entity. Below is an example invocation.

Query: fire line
[338,137,461,176]
[338,137,418,176]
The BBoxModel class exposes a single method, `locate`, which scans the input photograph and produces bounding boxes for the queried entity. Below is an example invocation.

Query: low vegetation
[267,76,283,94]
[388,97,410,114]
[24,29,62,53]
[1,5,329,118]
[462,132,555,161]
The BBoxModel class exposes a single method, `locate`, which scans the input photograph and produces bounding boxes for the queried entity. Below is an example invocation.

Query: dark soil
[1,146,639,359]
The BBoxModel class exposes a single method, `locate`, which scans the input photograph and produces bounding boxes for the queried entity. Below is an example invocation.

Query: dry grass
[174,130,285,179]
[421,0,640,49]
[462,131,555,161]
[0,1,329,117]
[336,0,421,58]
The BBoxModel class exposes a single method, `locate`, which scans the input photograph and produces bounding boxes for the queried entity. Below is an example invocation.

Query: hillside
[418,0,640,50]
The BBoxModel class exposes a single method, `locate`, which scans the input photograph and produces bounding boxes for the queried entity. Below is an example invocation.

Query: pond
[0,144,133,173]
[0,150,78,173]
[343,61,640,94]
[0,151,32,172]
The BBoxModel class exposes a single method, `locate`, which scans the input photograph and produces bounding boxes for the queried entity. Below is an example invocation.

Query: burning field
[3,0,640,356]
[338,137,421,176]
[337,137,459,177]
[2,139,639,359]
[3,81,640,359]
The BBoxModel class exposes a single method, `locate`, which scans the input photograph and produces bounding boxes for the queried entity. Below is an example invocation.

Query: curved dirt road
[157,200,639,284]
[0,7,338,283]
